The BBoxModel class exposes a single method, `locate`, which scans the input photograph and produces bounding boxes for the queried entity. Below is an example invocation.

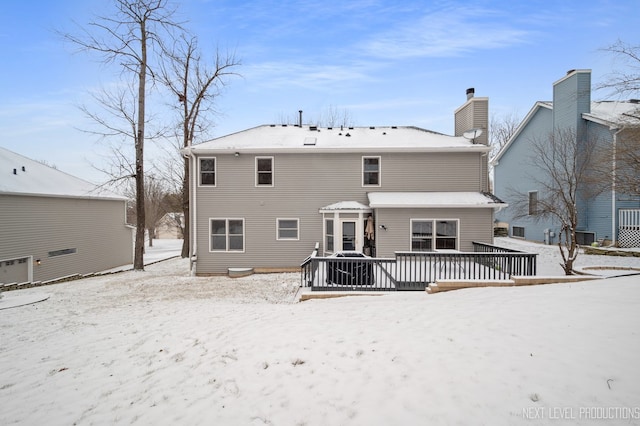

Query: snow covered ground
[1,238,640,425]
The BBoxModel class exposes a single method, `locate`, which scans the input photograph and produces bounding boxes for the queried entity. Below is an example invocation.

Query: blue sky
[1,0,638,183]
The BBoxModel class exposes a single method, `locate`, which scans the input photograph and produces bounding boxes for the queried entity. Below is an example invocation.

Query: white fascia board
[491,101,552,165]
[0,191,128,202]
[189,146,491,155]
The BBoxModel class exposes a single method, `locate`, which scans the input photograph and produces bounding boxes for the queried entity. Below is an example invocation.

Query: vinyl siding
[374,208,494,257]
[454,98,489,146]
[494,106,561,243]
[194,151,489,273]
[552,70,591,134]
[0,194,133,283]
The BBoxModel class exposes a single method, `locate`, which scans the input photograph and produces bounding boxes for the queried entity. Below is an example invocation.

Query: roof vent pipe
[466,88,475,100]
[13,168,17,175]
[298,110,303,127]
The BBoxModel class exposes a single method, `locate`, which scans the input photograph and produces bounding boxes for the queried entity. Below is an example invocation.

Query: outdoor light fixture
[379,225,387,231]
[234,152,240,157]
[36,259,41,265]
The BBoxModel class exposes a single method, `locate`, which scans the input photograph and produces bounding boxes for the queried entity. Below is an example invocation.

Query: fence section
[300,242,537,291]
[619,209,640,248]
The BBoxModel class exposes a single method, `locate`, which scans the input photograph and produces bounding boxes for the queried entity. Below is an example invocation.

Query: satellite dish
[462,128,483,141]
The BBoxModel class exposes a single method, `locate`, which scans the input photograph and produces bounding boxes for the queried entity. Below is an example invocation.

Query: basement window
[512,226,525,239]
[48,248,77,257]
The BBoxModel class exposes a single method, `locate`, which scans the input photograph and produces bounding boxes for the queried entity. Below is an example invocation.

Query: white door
[341,220,357,251]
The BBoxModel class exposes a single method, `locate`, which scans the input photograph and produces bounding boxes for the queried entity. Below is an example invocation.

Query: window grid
[362,156,381,186]
[325,219,334,252]
[277,218,299,240]
[411,219,458,251]
[210,218,244,252]
[256,157,274,186]
[512,226,525,238]
[199,158,216,186]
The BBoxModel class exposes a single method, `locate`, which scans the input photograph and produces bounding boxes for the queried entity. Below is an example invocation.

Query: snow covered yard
[1,239,640,425]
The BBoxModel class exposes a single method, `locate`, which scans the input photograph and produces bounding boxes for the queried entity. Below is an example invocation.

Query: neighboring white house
[0,146,134,285]
[156,212,184,239]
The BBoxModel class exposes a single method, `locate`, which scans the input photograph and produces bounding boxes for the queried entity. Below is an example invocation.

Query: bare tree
[508,128,598,275]
[125,174,169,247]
[276,106,355,128]
[318,105,354,128]
[489,111,521,162]
[144,175,169,247]
[598,39,640,97]
[63,0,181,270]
[614,124,640,196]
[160,34,240,258]
[596,40,640,197]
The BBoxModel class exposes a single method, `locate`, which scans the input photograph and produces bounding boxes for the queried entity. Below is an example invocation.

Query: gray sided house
[493,69,640,247]
[0,147,134,285]
[183,90,507,275]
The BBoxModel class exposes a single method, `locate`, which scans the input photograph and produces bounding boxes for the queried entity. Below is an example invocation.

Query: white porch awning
[367,192,507,209]
[319,201,372,213]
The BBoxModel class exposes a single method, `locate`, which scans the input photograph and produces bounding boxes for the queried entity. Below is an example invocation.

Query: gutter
[185,145,491,156]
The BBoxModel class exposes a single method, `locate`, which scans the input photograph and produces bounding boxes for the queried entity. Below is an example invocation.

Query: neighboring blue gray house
[493,69,640,247]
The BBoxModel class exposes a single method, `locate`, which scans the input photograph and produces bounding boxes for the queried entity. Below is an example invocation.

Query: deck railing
[300,242,537,291]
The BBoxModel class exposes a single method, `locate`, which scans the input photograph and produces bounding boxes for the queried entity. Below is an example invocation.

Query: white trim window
[277,218,299,240]
[199,158,216,186]
[528,191,538,215]
[325,219,334,252]
[362,156,381,186]
[210,218,244,252]
[256,156,274,187]
[411,219,459,251]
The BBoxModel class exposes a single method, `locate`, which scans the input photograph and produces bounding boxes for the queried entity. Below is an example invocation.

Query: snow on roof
[492,100,640,165]
[367,192,507,209]
[0,146,126,200]
[186,125,490,154]
[584,101,640,127]
[319,201,372,212]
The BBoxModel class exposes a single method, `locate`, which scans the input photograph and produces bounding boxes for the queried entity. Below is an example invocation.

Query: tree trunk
[133,19,147,271]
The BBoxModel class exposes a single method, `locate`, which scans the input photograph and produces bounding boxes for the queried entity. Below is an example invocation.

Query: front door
[341,220,357,251]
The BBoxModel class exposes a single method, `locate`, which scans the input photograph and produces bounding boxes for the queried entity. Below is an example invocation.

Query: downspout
[183,148,198,275]
[191,151,198,274]
[611,126,624,246]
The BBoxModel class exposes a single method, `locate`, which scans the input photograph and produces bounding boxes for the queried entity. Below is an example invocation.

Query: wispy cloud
[242,59,378,90]
[359,5,533,59]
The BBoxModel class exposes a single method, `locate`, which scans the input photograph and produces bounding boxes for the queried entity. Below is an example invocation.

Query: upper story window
[528,191,538,215]
[199,158,216,186]
[256,157,274,187]
[363,156,380,186]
